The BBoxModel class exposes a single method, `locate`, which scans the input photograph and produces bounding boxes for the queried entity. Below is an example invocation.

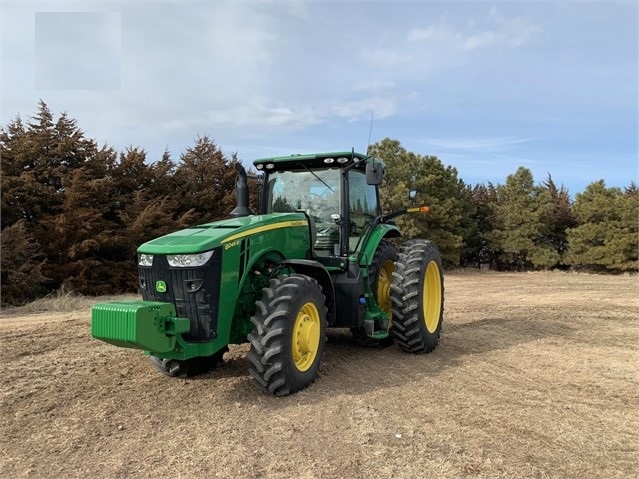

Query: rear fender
[359,224,400,267]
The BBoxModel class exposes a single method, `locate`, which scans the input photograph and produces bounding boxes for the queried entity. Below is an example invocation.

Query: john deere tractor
[92,151,444,395]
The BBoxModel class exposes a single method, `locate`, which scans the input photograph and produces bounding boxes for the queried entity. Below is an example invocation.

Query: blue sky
[1,1,637,195]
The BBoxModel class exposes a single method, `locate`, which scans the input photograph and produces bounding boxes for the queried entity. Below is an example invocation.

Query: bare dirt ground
[1,271,637,479]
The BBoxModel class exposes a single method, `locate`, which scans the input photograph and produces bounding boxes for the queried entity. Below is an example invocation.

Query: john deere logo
[155,281,167,293]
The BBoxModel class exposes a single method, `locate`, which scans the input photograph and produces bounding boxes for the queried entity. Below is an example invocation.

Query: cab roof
[252,151,386,171]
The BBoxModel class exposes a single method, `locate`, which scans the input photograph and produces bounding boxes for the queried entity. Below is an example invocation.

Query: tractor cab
[254,151,387,264]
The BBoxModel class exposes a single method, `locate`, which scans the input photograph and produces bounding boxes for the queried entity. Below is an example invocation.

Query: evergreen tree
[488,167,560,270]
[0,220,47,305]
[1,101,102,226]
[368,138,470,265]
[461,182,499,267]
[148,149,178,198]
[565,180,638,272]
[1,101,114,299]
[39,165,122,294]
[542,174,578,266]
[172,135,237,223]
[1,115,29,228]
[111,147,154,199]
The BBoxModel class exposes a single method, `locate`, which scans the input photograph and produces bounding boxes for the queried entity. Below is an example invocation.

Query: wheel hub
[377,260,394,320]
[292,302,321,371]
[423,260,442,333]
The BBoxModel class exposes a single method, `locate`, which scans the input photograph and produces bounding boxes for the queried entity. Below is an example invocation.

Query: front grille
[139,247,222,342]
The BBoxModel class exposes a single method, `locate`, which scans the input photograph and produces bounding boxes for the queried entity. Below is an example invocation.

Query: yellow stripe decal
[222,220,309,243]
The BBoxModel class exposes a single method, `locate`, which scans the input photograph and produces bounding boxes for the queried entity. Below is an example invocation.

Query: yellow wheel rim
[377,260,395,321]
[423,261,442,333]
[292,302,321,372]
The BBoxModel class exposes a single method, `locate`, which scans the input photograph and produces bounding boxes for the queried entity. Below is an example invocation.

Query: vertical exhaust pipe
[230,162,255,218]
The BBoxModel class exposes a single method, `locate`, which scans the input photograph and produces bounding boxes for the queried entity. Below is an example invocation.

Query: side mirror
[366,162,383,185]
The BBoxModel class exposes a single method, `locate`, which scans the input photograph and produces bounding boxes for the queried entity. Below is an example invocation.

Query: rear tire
[247,274,327,396]
[391,239,444,353]
[149,347,228,377]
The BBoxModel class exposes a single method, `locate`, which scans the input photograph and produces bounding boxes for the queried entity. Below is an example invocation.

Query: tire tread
[391,239,444,354]
[248,274,327,396]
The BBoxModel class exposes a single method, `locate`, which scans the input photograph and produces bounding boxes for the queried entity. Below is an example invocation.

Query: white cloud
[359,47,413,66]
[327,97,397,121]
[204,4,281,75]
[204,102,323,130]
[420,135,548,154]
[200,94,398,131]
[407,7,541,51]
[352,79,396,93]
[356,6,542,91]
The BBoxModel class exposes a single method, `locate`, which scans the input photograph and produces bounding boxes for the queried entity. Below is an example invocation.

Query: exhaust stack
[229,162,255,218]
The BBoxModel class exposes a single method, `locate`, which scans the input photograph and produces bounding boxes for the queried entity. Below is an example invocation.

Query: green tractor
[92,151,444,395]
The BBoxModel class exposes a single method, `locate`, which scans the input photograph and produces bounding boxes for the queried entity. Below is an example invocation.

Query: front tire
[391,239,444,353]
[247,274,328,396]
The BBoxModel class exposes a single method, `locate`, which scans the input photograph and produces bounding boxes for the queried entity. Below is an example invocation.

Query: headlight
[138,254,154,266]
[166,251,214,267]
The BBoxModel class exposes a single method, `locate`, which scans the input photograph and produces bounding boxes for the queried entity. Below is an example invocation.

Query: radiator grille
[139,247,222,342]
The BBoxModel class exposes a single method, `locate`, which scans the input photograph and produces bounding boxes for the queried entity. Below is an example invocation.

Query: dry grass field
[1,271,637,478]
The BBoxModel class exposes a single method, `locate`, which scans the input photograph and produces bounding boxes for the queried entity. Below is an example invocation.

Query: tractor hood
[137,213,308,254]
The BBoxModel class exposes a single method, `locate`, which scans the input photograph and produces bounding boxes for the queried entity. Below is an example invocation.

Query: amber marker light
[406,206,430,213]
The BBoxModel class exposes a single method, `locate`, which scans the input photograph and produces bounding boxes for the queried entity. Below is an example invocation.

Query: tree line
[371,139,637,273]
[1,102,637,305]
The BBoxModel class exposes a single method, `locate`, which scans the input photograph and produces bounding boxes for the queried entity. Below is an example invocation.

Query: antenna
[366,109,374,154]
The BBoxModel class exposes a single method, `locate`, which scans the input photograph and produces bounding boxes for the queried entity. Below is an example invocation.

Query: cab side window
[348,170,379,237]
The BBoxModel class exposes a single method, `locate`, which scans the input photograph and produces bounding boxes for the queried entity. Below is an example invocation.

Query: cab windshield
[265,167,381,256]
[266,168,341,222]
[266,168,340,255]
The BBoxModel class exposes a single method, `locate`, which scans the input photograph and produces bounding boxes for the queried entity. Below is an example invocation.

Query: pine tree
[542,174,577,266]
[172,135,237,224]
[0,101,107,231]
[488,167,560,270]
[368,138,469,265]
[565,180,638,272]
[1,101,113,299]
[461,182,499,267]
[148,149,178,198]
[0,220,48,305]
[39,165,121,294]
[1,115,29,228]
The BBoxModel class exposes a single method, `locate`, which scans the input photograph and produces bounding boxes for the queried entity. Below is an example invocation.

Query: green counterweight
[91,301,189,353]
